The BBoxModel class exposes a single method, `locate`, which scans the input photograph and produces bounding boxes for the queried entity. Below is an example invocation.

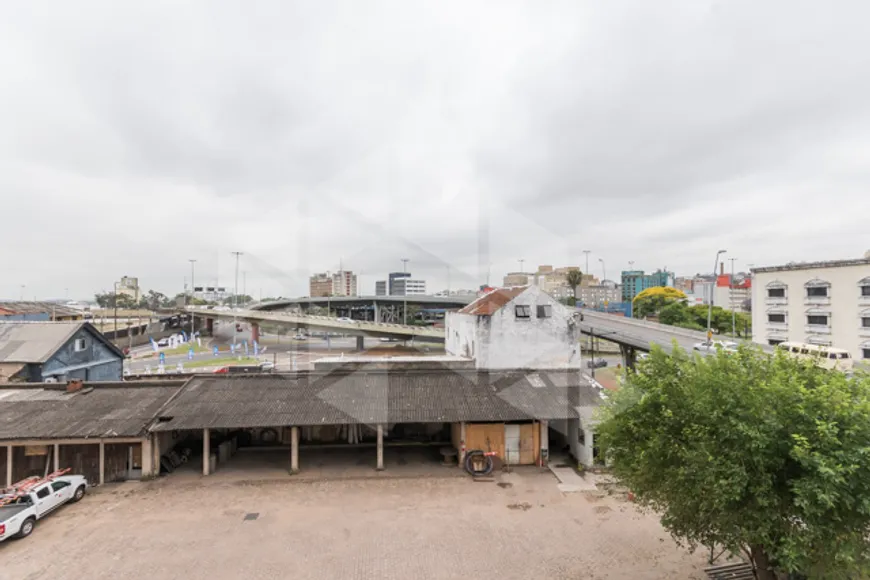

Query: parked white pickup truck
[0,475,88,542]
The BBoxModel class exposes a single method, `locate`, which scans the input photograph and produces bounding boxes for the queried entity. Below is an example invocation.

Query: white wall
[445,311,478,359]
[480,287,581,369]
[752,261,870,359]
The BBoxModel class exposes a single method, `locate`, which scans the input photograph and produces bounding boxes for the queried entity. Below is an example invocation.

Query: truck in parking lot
[0,472,88,542]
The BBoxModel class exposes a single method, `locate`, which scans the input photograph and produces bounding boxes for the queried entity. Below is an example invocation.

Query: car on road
[693,340,738,353]
[156,338,171,347]
[292,332,307,340]
[638,353,650,361]
[336,317,355,323]
[0,474,88,542]
[586,358,608,369]
[258,361,275,372]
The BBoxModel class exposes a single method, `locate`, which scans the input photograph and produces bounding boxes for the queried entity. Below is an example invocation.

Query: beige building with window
[751,255,870,360]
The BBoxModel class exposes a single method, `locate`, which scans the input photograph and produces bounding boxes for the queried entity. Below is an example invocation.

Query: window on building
[767,288,786,298]
[74,338,87,352]
[515,305,531,319]
[807,286,828,297]
[864,348,870,359]
[768,313,785,323]
[863,286,870,297]
[807,315,828,326]
[862,317,870,328]
[536,305,552,319]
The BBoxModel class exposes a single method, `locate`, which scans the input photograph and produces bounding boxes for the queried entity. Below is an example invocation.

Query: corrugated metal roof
[0,301,82,318]
[0,322,84,363]
[0,383,184,440]
[151,369,599,431]
[0,322,124,364]
[458,287,528,316]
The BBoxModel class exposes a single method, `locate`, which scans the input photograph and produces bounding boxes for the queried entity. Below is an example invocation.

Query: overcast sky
[2,1,869,300]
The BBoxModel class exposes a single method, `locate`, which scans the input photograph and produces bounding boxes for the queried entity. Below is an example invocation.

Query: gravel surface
[0,469,709,580]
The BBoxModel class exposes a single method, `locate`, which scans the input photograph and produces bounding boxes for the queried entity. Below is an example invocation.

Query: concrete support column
[459,422,467,465]
[580,429,595,467]
[620,344,637,370]
[356,336,365,351]
[539,420,549,467]
[99,441,106,485]
[53,443,60,472]
[376,424,384,470]
[152,434,162,477]
[203,428,210,476]
[373,301,380,323]
[290,426,299,473]
[141,439,153,478]
[251,322,260,344]
[6,445,12,488]
[206,317,214,335]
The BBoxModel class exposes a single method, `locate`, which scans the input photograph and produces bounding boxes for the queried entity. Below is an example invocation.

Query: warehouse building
[0,379,184,488]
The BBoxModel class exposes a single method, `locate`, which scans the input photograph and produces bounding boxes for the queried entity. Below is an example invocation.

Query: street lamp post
[582,250,591,278]
[598,258,606,284]
[401,258,410,325]
[113,281,119,337]
[189,259,197,338]
[707,249,727,341]
[231,251,243,348]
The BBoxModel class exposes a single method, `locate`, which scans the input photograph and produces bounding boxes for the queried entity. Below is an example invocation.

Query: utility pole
[707,249,727,342]
[582,250,591,277]
[113,281,119,338]
[242,271,247,305]
[598,258,606,284]
[189,259,197,338]
[518,258,524,273]
[729,257,737,337]
[231,251,243,347]
[401,258,410,325]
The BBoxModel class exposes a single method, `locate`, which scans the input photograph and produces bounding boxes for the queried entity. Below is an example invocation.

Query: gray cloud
[1,0,869,300]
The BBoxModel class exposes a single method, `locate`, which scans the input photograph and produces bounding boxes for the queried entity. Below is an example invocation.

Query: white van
[776,342,854,372]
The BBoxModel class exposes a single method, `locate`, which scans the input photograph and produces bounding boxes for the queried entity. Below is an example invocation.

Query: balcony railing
[859,326,870,337]
[804,324,832,335]
[765,296,788,306]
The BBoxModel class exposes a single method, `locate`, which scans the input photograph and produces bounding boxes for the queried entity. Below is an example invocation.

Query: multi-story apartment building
[531,265,593,295]
[375,281,387,296]
[621,270,674,302]
[331,271,358,297]
[751,255,870,360]
[577,283,622,308]
[193,286,230,303]
[309,273,333,297]
[713,274,751,312]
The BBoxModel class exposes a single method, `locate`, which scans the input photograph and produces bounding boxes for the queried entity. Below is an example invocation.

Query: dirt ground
[0,467,709,580]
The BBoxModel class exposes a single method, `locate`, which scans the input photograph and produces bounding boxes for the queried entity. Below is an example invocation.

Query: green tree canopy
[632,286,686,318]
[598,346,870,579]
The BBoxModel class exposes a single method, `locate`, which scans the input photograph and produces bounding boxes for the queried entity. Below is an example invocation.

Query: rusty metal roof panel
[458,287,528,316]
[0,383,183,440]
[151,370,598,431]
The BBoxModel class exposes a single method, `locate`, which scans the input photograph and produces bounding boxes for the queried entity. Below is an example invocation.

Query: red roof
[459,287,528,316]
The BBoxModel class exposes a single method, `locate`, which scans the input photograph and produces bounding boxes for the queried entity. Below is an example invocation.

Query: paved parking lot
[0,468,709,580]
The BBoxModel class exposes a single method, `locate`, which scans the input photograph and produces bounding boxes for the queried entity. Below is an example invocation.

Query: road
[125,321,426,373]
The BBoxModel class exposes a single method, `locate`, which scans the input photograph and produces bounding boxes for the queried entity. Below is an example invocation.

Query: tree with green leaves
[597,346,870,579]
[94,292,136,309]
[632,286,687,318]
[566,269,584,306]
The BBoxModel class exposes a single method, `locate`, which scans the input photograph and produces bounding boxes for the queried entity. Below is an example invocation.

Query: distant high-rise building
[331,270,358,297]
[621,270,675,303]
[503,272,530,287]
[388,272,410,295]
[375,281,387,296]
[531,265,593,295]
[309,273,333,297]
[116,276,140,303]
[392,277,426,296]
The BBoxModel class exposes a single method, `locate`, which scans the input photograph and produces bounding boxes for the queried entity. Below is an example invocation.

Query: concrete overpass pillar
[373,301,380,323]
[620,344,637,370]
[251,322,260,344]
[202,429,210,476]
[356,336,365,351]
[206,317,214,335]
